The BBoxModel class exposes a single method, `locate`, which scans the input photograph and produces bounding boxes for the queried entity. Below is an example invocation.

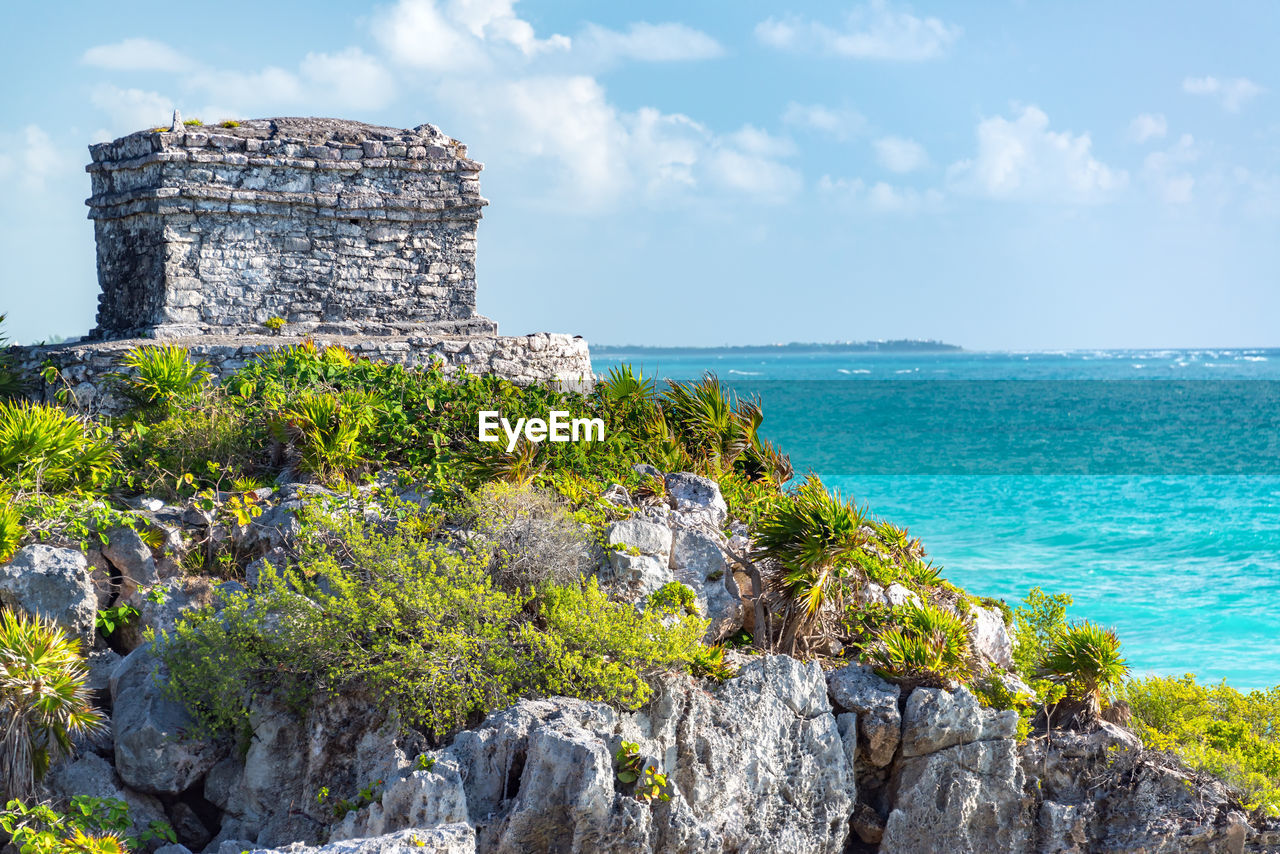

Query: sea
[591,346,1280,691]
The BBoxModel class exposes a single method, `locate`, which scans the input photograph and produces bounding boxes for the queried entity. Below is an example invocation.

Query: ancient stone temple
[87,117,495,339]
[14,116,591,405]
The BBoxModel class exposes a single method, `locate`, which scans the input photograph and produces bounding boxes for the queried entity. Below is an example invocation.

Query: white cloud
[755,0,961,61]
[781,102,865,140]
[818,174,943,213]
[1182,76,1264,112]
[947,105,1127,203]
[81,1,794,210]
[298,49,398,110]
[577,23,723,64]
[706,126,801,197]
[446,75,799,205]
[88,48,396,132]
[874,136,928,172]
[82,38,194,72]
[372,0,569,71]
[1141,133,1197,204]
[1127,113,1167,143]
[89,85,175,134]
[0,126,72,193]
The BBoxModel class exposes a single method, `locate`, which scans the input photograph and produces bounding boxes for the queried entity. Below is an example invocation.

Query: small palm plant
[868,600,975,689]
[0,499,23,563]
[753,477,870,653]
[267,390,380,483]
[1037,621,1129,719]
[114,345,211,413]
[0,609,105,800]
[0,400,116,490]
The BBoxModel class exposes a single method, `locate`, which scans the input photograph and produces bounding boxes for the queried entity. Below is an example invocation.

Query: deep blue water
[593,347,1280,690]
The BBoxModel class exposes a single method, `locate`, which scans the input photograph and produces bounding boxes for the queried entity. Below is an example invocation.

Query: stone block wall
[86,118,493,339]
[11,333,594,415]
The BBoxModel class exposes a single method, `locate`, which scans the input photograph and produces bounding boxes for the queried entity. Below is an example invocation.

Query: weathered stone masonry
[13,116,592,397]
[87,118,494,339]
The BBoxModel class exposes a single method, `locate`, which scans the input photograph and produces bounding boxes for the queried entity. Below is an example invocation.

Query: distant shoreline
[592,339,963,355]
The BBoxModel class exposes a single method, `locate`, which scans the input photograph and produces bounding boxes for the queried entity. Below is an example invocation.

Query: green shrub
[0,400,116,491]
[0,609,105,800]
[1011,587,1073,681]
[459,482,594,593]
[113,345,211,415]
[0,795,175,854]
[1037,621,1128,718]
[867,600,975,689]
[157,509,706,739]
[517,577,706,709]
[1121,675,1280,816]
[120,386,262,495]
[646,582,699,617]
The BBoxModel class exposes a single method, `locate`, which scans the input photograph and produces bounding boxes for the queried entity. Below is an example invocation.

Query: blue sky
[1,0,1277,349]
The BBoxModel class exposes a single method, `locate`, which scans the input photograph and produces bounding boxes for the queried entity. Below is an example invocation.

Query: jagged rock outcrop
[250,827,476,854]
[826,662,901,768]
[598,472,744,642]
[330,656,855,854]
[1025,723,1278,853]
[881,687,1030,853]
[44,753,170,842]
[206,692,421,849]
[0,544,98,644]
[110,645,223,796]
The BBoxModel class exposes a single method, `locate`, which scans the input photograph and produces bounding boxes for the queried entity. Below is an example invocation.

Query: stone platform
[13,331,593,413]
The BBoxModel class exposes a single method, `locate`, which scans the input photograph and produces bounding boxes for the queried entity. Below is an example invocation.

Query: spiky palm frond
[115,345,211,409]
[0,500,24,563]
[753,477,873,653]
[1037,621,1128,718]
[868,601,975,689]
[0,400,117,490]
[0,609,105,800]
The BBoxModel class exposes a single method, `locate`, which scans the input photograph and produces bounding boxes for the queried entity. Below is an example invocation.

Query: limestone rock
[110,645,223,795]
[0,544,97,644]
[970,603,1015,669]
[169,802,212,851]
[102,526,159,597]
[826,662,901,767]
[1022,722,1272,853]
[252,827,476,854]
[112,577,215,652]
[668,526,744,640]
[603,518,673,596]
[882,737,1030,853]
[899,686,1017,758]
[664,473,728,528]
[43,753,169,841]
[339,656,854,854]
[212,691,416,847]
[880,686,1031,853]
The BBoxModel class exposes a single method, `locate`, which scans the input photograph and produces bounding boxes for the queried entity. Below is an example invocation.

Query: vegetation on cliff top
[0,331,1278,818]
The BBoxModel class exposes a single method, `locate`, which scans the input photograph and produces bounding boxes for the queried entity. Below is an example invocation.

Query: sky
[0,0,1277,349]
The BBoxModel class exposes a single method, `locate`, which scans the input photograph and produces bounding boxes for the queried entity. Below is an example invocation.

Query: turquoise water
[593,347,1280,690]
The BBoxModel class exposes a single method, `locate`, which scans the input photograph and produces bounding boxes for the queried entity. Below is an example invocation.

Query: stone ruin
[15,115,591,404]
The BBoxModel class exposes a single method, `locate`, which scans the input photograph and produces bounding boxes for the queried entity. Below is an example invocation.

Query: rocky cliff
[9,471,1276,854]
